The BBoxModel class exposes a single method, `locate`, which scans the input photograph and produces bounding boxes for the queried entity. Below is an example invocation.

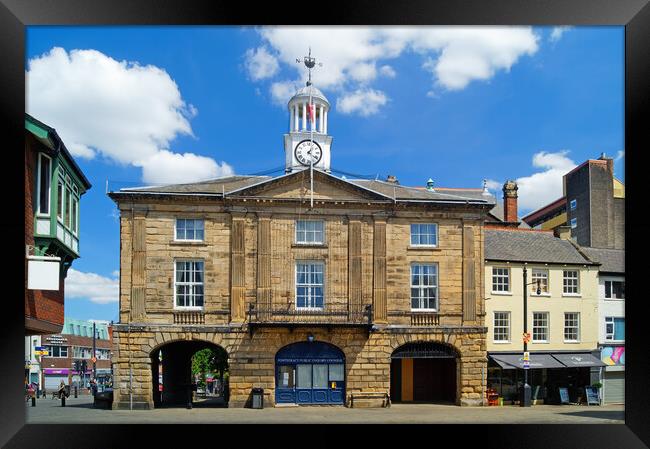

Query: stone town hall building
[109,82,495,409]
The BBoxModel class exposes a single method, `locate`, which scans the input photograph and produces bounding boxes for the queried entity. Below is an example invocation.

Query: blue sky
[25,26,624,322]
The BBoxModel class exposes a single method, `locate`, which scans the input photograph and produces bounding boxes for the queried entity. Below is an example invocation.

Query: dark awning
[489,353,565,370]
[552,353,607,367]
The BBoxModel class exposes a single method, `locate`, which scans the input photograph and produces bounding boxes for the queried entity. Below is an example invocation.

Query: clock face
[294,140,323,166]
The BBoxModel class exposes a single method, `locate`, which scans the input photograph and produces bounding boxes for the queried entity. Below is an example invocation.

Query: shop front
[487,352,606,405]
[600,345,625,404]
[275,341,345,405]
[43,368,70,390]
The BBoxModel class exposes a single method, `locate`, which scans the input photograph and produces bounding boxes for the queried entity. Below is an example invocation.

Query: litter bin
[251,387,264,409]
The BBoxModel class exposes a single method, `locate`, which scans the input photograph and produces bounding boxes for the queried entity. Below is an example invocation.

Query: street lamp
[521,265,541,408]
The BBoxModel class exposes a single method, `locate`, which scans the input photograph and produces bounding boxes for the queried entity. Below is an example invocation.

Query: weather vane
[296,47,322,86]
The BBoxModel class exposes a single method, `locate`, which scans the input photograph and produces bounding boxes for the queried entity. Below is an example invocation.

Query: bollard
[61,395,65,407]
[31,397,36,407]
[186,387,192,409]
[74,387,78,398]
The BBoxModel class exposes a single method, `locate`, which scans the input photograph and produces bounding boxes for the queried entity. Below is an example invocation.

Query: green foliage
[191,347,228,383]
[591,382,603,389]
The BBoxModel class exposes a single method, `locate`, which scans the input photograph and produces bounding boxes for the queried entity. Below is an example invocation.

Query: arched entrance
[275,341,345,405]
[150,340,228,408]
[390,342,458,404]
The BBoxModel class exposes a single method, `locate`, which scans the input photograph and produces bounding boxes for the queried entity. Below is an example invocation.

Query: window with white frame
[564,312,580,342]
[37,153,51,215]
[492,267,510,293]
[532,312,549,342]
[96,348,111,360]
[71,196,79,234]
[531,269,549,294]
[605,317,625,341]
[493,312,510,342]
[410,264,438,310]
[570,199,577,210]
[605,280,625,299]
[73,347,93,359]
[295,220,324,244]
[175,219,204,241]
[570,218,577,228]
[563,270,579,294]
[57,178,64,221]
[410,223,438,247]
[65,185,72,229]
[296,261,324,309]
[44,345,68,358]
[174,260,204,308]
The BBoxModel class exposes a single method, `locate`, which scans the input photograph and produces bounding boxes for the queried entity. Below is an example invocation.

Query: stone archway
[150,339,229,408]
[390,341,460,404]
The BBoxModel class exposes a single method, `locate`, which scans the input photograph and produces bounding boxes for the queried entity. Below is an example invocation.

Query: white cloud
[246,26,539,113]
[244,46,280,81]
[549,26,571,43]
[337,89,388,116]
[270,80,300,105]
[65,269,119,304]
[27,47,234,184]
[141,150,233,185]
[515,150,577,212]
[484,179,502,192]
[379,65,396,78]
[615,150,624,161]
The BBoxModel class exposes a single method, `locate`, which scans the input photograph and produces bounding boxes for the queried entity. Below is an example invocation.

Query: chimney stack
[386,175,399,184]
[502,180,519,223]
[555,225,572,241]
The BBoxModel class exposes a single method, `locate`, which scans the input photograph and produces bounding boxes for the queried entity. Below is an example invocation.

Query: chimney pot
[386,175,399,184]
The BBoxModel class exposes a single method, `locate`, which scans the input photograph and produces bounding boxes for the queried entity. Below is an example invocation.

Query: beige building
[484,226,605,405]
[108,84,495,410]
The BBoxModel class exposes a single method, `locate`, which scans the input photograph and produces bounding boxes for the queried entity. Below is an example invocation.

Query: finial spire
[296,47,322,87]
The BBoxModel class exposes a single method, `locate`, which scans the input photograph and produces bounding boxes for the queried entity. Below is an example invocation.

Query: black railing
[248,303,373,325]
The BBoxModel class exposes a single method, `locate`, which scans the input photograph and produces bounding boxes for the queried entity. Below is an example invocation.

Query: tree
[191,347,228,388]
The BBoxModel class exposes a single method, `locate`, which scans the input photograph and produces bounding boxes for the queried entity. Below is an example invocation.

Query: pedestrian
[58,380,66,399]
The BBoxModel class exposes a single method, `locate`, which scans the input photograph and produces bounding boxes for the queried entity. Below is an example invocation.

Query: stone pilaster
[230,213,246,323]
[372,218,387,323]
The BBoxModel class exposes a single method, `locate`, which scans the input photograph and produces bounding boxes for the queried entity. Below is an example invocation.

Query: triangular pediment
[227,169,391,202]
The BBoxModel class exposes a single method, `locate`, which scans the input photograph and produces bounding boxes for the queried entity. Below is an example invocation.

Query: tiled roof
[350,180,496,203]
[487,203,531,229]
[485,228,595,265]
[118,175,272,194]
[581,247,625,274]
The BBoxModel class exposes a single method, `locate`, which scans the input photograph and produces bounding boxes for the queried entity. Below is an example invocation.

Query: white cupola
[283,83,333,173]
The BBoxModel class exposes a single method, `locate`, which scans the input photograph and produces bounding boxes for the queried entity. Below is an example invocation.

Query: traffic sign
[91,357,97,363]
[523,352,530,361]
[523,360,530,369]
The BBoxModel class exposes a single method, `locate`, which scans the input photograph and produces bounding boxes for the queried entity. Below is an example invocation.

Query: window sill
[530,293,551,297]
[531,341,549,344]
[174,307,205,312]
[410,309,438,313]
[292,243,327,249]
[170,241,208,246]
[563,341,581,344]
[491,292,513,296]
[493,341,511,344]
[562,294,582,298]
[407,246,441,251]
[604,298,625,301]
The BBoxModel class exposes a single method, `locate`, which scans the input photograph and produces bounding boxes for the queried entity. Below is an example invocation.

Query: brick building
[30,318,113,392]
[25,114,91,335]
[521,154,624,249]
[108,82,495,409]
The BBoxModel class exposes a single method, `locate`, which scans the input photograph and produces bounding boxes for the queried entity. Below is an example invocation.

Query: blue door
[275,341,345,405]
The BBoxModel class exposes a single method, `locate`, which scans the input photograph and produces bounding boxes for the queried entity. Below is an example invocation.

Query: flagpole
[309,82,314,210]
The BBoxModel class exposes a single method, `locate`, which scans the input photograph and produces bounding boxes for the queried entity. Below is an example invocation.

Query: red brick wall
[25,135,65,335]
[504,196,518,223]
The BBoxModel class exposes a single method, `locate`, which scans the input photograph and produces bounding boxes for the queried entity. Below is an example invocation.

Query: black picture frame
[1,0,647,447]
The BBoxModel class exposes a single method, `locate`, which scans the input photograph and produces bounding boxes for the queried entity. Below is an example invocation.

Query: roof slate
[485,228,594,265]
[580,247,625,274]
